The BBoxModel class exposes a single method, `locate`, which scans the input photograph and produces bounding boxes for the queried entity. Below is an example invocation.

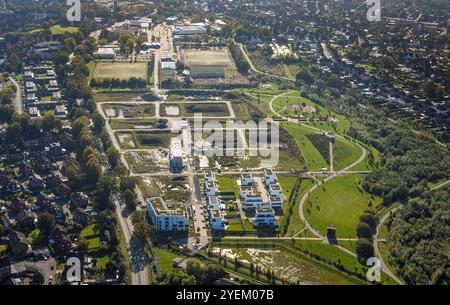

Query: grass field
[333,137,361,171]
[80,224,98,238]
[231,101,252,121]
[180,48,234,66]
[50,25,79,35]
[282,123,329,171]
[93,62,147,81]
[109,118,158,129]
[304,174,382,238]
[154,247,181,272]
[272,95,321,119]
[285,179,315,236]
[94,92,144,102]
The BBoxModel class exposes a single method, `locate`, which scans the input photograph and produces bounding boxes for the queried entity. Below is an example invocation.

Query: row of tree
[90,77,147,89]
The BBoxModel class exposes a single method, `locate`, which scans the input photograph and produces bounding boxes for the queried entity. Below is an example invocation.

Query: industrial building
[94,47,116,60]
[173,25,207,36]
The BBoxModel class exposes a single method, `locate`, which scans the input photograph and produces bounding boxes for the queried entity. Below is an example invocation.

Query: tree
[67,165,82,188]
[424,80,437,98]
[359,213,377,231]
[41,112,62,132]
[92,110,105,132]
[124,189,137,211]
[185,259,204,281]
[76,238,89,251]
[327,74,342,89]
[435,85,445,99]
[38,212,55,235]
[296,68,314,84]
[356,222,374,239]
[133,221,153,243]
[106,147,120,168]
[355,238,374,260]
[0,224,3,236]
[85,159,102,185]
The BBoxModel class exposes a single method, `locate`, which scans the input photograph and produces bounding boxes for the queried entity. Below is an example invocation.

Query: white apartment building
[268,184,283,197]
[264,169,278,186]
[146,198,189,231]
[204,180,218,197]
[269,195,283,209]
[210,208,226,231]
[240,173,254,186]
[254,208,278,227]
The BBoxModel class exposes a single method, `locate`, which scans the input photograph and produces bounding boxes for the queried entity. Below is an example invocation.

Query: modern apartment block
[146,197,189,231]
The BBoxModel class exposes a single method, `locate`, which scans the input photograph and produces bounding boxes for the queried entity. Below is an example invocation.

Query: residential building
[242,195,264,209]
[146,197,189,231]
[264,169,278,186]
[9,231,31,256]
[204,170,216,184]
[268,184,282,197]
[204,180,218,197]
[254,208,278,227]
[240,173,253,186]
[31,41,61,60]
[209,208,226,231]
[269,195,283,209]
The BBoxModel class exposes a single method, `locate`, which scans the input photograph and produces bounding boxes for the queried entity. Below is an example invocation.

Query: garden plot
[133,130,176,149]
[117,133,135,149]
[102,103,156,118]
[161,102,231,118]
[124,151,169,173]
[211,247,355,284]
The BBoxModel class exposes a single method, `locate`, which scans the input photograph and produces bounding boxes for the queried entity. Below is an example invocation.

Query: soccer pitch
[93,62,148,80]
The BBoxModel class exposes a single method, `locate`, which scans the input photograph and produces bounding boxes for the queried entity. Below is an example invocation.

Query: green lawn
[217,176,235,193]
[282,123,328,171]
[332,137,361,171]
[87,237,102,250]
[27,229,47,249]
[0,244,7,253]
[272,94,321,119]
[95,255,110,270]
[80,224,98,238]
[87,61,97,81]
[154,248,182,272]
[285,179,315,236]
[50,25,79,35]
[305,174,381,238]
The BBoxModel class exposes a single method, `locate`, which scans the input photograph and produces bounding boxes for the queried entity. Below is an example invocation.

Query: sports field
[93,62,147,80]
[180,48,234,66]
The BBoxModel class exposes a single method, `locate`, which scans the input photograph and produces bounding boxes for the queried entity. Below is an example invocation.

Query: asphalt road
[113,197,149,285]
[9,76,23,114]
